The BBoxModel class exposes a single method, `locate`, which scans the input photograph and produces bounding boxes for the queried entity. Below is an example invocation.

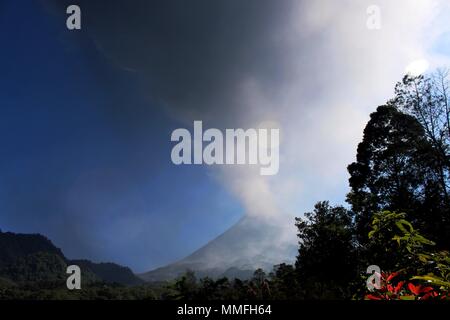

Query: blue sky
[0,0,243,272]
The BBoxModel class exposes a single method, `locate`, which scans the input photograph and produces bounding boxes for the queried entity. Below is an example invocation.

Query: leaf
[417,253,431,263]
[365,294,383,300]
[392,235,402,245]
[395,220,413,234]
[411,275,450,288]
[414,235,435,246]
[407,283,421,295]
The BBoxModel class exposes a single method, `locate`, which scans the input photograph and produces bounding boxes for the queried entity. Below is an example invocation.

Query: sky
[0,0,449,272]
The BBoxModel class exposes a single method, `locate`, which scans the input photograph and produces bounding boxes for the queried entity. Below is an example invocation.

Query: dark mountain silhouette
[0,231,65,268]
[71,260,143,286]
[139,216,297,282]
[0,230,143,286]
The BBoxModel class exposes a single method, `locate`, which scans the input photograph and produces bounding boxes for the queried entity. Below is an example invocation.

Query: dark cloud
[45,0,296,126]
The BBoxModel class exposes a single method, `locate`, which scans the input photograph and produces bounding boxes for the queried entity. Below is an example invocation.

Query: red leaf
[421,293,432,300]
[366,294,383,300]
[421,291,437,300]
[408,283,421,295]
[386,272,399,282]
[420,287,434,293]
[393,281,404,294]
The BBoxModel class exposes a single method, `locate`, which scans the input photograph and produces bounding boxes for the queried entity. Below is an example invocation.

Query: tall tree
[347,105,430,243]
[393,71,450,203]
[295,201,356,299]
[347,103,450,248]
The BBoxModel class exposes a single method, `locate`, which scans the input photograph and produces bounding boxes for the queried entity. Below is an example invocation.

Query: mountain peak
[139,215,297,282]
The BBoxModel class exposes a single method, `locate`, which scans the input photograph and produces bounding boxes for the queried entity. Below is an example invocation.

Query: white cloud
[216,0,450,225]
[406,59,430,76]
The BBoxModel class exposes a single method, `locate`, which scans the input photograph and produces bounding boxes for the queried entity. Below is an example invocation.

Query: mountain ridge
[0,230,143,286]
[139,215,297,282]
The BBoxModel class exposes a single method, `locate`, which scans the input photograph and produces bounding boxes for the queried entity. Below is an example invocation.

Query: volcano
[139,215,297,282]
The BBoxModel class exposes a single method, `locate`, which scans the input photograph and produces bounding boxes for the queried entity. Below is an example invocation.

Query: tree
[171,270,198,300]
[347,105,435,244]
[269,263,299,300]
[393,71,450,203]
[393,72,450,247]
[394,70,450,152]
[295,201,356,299]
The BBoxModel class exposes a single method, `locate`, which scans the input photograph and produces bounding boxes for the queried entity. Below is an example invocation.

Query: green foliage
[70,259,144,286]
[412,250,450,290]
[365,210,450,298]
[0,281,159,300]
[295,201,356,299]
[171,270,198,300]
[0,231,66,268]
[347,105,431,245]
[393,72,450,246]
[0,252,67,283]
[268,264,298,300]
[347,82,450,294]
[369,211,435,254]
[0,230,144,287]
[348,72,450,249]
[163,269,270,300]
